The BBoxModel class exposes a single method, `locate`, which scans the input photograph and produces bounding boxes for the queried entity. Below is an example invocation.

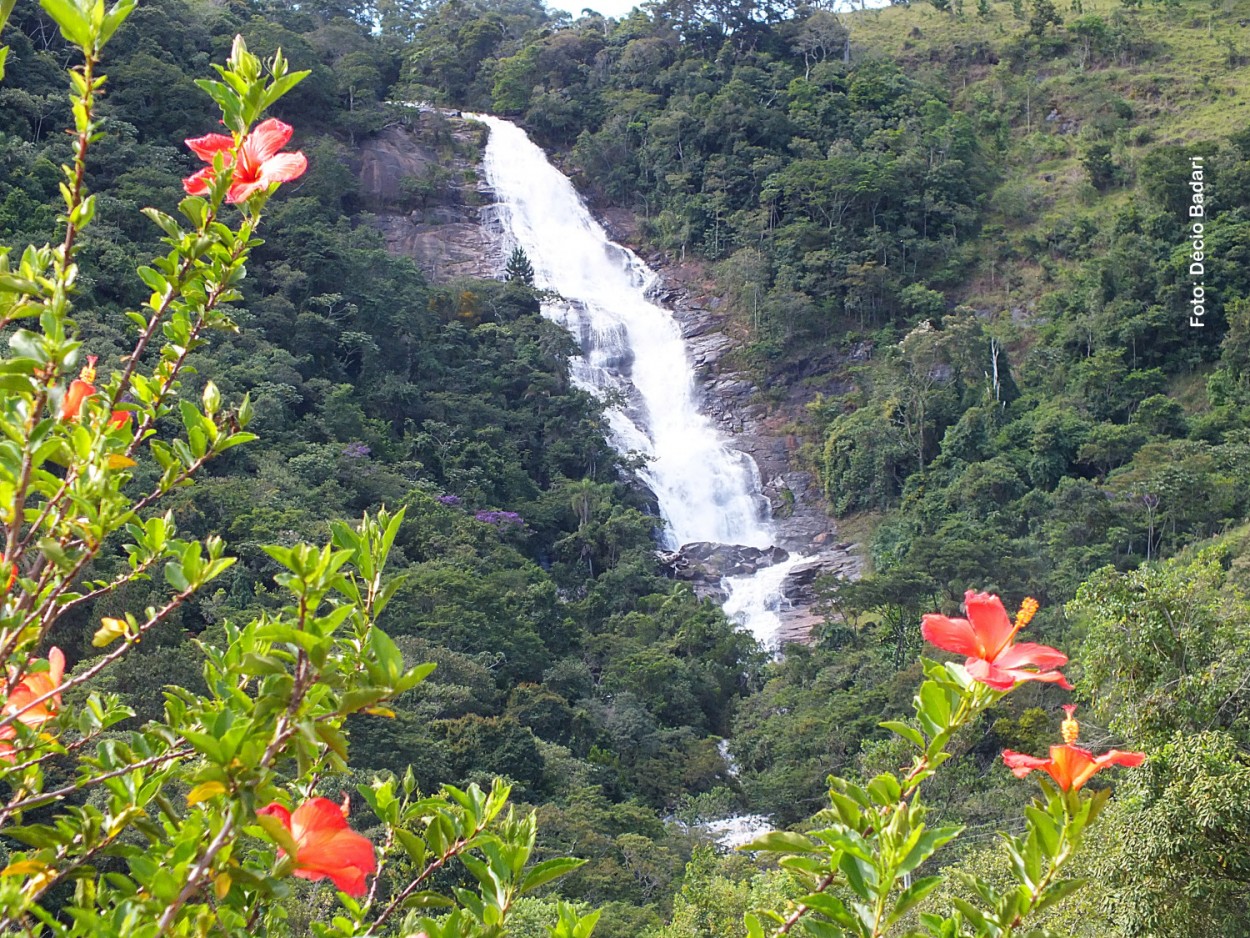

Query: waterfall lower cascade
[473,115,802,651]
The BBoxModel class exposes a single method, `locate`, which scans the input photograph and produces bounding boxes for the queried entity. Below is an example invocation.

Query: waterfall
[472,115,798,649]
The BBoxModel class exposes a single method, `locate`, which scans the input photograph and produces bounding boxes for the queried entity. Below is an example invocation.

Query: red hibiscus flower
[1002,705,1144,791]
[183,118,308,204]
[4,647,66,729]
[921,591,1071,690]
[1,648,67,762]
[58,357,128,429]
[60,356,97,421]
[257,795,376,896]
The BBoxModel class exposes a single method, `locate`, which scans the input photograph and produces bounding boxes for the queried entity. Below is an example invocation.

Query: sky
[546,0,641,17]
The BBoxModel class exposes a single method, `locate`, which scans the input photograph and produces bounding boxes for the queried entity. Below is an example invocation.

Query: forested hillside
[395,0,1250,931]
[0,4,768,934]
[3,0,1249,934]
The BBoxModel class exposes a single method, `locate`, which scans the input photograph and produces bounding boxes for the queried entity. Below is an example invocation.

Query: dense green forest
[393,1,1250,931]
[4,0,1250,933]
[0,4,766,933]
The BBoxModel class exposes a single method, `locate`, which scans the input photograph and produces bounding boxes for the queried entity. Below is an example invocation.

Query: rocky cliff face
[356,109,502,281]
[360,116,862,643]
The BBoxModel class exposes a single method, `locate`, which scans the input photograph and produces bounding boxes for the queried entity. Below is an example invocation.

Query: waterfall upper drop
[473,114,774,552]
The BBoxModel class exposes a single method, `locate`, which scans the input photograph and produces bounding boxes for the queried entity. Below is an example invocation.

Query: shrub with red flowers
[0,4,593,936]
[744,591,1144,937]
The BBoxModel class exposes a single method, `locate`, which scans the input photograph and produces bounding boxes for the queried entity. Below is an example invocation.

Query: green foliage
[1070,730,1250,938]
[740,644,1136,938]
[507,246,536,286]
[0,1,775,929]
[651,848,793,938]
[1071,544,1250,749]
[1029,540,1250,936]
[0,16,596,933]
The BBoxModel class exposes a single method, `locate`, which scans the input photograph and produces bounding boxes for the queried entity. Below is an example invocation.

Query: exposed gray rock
[356,117,503,281]
[658,542,791,603]
[774,549,865,645]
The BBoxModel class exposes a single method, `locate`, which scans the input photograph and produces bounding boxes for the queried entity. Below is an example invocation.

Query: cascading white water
[473,114,796,648]
[473,115,794,846]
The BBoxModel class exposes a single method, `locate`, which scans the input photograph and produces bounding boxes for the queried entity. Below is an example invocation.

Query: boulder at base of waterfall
[675,542,789,577]
[657,542,790,601]
[773,549,865,645]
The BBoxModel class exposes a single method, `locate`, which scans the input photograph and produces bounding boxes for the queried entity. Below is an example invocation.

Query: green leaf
[337,687,388,715]
[402,891,457,910]
[39,0,93,47]
[889,875,943,925]
[917,680,952,732]
[798,892,856,928]
[866,773,902,806]
[99,0,136,45]
[801,919,850,938]
[881,720,926,749]
[1033,877,1086,914]
[898,824,963,876]
[314,722,349,761]
[369,626,405,684]
[950,898,988,930]
[740,830,820,853]
[1025,805,1059,857]
[520,857,587,894]
[839,851,872,900]
[395,829,427,865]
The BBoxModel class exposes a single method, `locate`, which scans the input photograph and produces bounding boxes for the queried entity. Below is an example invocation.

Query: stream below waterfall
[473,114,792,846]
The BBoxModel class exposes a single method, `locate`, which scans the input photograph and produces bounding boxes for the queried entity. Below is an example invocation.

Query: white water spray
[473,114,801,648]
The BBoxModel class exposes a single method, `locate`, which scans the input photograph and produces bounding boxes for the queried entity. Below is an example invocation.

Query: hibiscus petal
[921,614,982,658]
[1077,748,1147,789]
[290,797,351,841]
[257,803,292,829]
[1049,744,1098,790]
[185,133,235,162]
[999,667,1073,691]
[963,591,1015,658]
[225,178,270,204]
[183,167,216,196]
[964,657,1018,690]
[248,118,294,163]
[294,827,377,896]
[47,648,64,686]
[1097,749,1146,769]
[305,827,377,872]
[60,378,95,420]
[259,151,308,185]
[1001,749,1052,779]
[293,859,369,896]
[995,641,1068,671]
